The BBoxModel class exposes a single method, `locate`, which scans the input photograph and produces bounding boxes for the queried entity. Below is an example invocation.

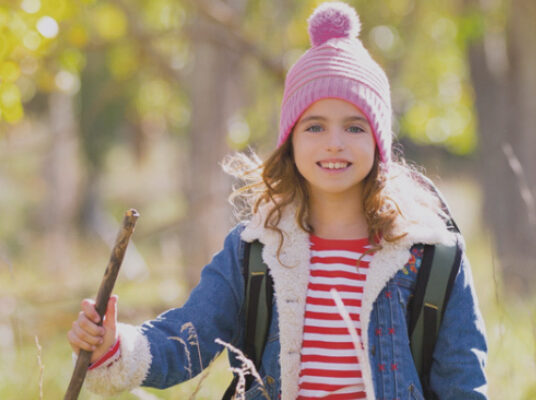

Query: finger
[81,298,100,324]
[67,330,80,354]
[104,295,118,332]
[68,327,99,352]
[77,314,105,338]
[72,321,104,348]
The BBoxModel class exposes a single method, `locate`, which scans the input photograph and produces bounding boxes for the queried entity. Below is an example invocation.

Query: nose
[326,128,344,152]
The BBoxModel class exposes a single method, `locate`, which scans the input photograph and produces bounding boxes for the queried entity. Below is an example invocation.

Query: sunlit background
[0,0,535,398]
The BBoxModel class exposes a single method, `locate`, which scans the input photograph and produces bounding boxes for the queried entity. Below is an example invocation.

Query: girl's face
[291,98,376,201]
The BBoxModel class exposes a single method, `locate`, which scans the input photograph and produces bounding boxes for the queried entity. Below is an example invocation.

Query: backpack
[223,176,461,399]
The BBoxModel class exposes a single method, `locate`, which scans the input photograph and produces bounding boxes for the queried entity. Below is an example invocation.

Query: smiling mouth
[316,161,352,170]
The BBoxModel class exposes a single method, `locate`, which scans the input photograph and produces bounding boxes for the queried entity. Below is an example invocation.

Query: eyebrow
[297,115,369,125]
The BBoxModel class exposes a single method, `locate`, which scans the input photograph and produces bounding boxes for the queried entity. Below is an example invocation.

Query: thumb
[103,294,118,334]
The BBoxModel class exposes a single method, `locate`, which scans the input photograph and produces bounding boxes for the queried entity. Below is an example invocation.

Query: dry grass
[187,369,211,400]
[168,335,193,379]
[35,335,44,400]
[168,324,223,399]
[329,289,367,397]
[181,322,204,371]
[214,338,269,400]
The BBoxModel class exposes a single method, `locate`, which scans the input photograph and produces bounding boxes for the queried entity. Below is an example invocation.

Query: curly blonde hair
[221,134,443,264]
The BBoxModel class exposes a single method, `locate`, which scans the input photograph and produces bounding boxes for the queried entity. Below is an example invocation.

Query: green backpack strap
[222,240,273,400]
[408,241,462,397]
[244,240,274,368]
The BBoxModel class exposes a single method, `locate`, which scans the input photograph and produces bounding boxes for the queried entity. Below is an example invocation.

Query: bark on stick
[64,209,139,400]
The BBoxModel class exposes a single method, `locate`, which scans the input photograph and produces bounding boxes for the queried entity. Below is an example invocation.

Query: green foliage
[0,0,71,123]
[1,0,189,151]
[1,0,510,155]
[237,0,496,155]
[350,0,475,154]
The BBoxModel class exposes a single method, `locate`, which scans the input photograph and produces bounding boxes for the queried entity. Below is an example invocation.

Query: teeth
[320,161,349,169]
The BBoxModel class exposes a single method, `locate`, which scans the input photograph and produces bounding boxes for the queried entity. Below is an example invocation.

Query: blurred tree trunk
[78,52,128,229]
[467,0,536,291]
[181,0,248,289]
[42,92,81,271]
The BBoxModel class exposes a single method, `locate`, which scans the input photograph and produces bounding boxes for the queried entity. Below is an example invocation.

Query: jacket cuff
[84,323,152,396]
[88,338,121,370]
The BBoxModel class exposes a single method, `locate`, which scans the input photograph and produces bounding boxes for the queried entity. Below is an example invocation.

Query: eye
[305,124,323,133]
[347,125,366,134]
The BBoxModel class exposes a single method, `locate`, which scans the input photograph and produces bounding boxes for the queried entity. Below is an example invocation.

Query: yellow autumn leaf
[0,61,20,82]
[36,69,55,92]
[2,101,24,123]
[107,43,138,80]
[402,102,433,137]
[59,48,85,72]
[93,3,127,41]
[0,82,23,124]
[0,82,21,108]
[67,24,89,47]
[40,0,67,21]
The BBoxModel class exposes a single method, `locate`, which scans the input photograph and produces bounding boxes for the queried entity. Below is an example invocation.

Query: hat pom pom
[307,2,361,47]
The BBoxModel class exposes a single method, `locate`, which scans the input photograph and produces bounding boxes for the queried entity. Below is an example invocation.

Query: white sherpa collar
[240,177,456,400]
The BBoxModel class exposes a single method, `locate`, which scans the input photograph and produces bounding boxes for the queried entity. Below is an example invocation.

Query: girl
[67,2,487,399]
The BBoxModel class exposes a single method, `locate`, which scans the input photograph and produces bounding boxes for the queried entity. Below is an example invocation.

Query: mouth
[316,161,352,170]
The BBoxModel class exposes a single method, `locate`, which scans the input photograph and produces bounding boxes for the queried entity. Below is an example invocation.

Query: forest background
[0,0,535,398]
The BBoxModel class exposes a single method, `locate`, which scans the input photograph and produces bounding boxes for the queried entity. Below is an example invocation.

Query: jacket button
[266,376,275,385]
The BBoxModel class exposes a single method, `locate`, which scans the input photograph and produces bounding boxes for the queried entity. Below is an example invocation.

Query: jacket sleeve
[84,223,246,396]
[429,251,488,399]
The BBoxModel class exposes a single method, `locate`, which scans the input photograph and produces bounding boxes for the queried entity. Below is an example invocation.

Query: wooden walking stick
[64,209,139,400]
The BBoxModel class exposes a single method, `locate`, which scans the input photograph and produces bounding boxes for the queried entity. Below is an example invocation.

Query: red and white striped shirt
[297,234,373,400]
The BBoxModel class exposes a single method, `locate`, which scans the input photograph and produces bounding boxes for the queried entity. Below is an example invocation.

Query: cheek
[291,136,308,171]
[358,137,376,171]
[292,148,308,177]
[367,142,376,164]
[365,134,376,160]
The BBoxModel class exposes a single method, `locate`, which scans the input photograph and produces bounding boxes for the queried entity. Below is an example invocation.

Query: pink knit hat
[278,2,393,165]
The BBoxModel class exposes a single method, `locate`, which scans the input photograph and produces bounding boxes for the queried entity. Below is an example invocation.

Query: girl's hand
[67,295,118,364]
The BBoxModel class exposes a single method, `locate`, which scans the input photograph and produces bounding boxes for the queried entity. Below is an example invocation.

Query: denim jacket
[84,194,487,399]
